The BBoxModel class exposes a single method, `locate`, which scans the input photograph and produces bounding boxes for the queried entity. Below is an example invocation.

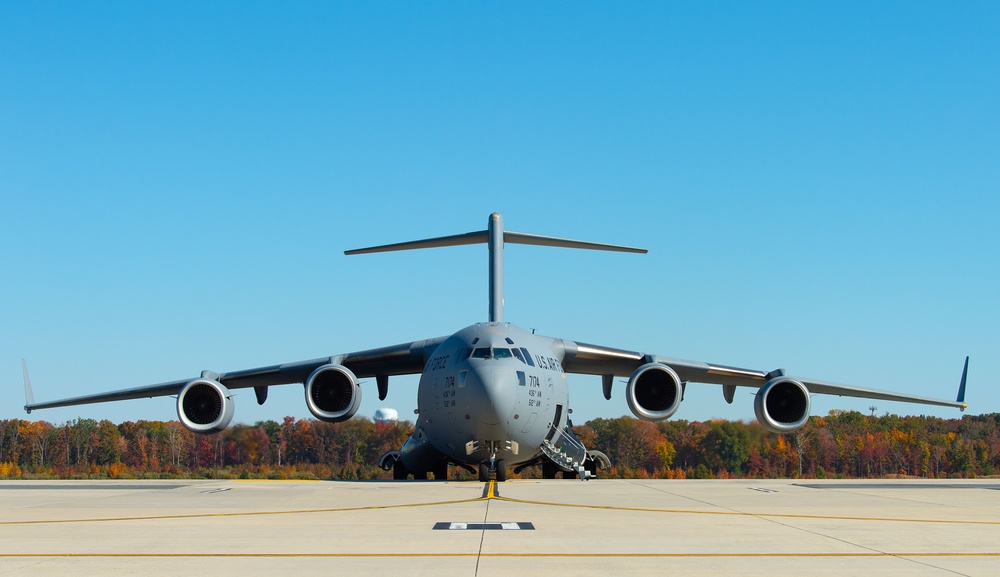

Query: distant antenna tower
[869,405,878,416]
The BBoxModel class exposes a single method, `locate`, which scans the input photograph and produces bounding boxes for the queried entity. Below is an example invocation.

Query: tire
[478,462,490,483]
[495,459,507,482]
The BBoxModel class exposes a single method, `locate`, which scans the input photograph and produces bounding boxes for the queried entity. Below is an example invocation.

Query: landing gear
[382,450,449,481]
[478,460,508,482]
[392,460,408,480]
[542,459,558,479]
[495,459,507,482]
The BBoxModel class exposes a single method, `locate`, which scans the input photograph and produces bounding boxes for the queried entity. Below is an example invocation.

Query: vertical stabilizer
[488,213,504,323]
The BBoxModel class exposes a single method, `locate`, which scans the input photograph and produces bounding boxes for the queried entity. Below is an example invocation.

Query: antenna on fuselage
[345,213,647,323]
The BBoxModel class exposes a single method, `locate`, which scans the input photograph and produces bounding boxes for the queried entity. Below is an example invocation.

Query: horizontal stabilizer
[345,231,488,255]
[504,231,646,253]
[346,230,646,255]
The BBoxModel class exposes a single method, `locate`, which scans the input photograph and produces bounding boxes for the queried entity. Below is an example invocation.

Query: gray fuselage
[401,322,570,471]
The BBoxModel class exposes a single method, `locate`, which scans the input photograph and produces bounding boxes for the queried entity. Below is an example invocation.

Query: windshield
[470,347,515,360]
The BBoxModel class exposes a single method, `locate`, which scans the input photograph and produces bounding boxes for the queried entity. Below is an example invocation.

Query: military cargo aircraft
[24,213,969,481]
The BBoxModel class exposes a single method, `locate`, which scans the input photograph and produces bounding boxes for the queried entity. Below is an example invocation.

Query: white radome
[374,407,398,422]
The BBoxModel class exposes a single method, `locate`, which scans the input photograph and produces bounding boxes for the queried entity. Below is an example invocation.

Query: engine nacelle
[177,379,235,434]
[626,363,683,422]
[305,364,361,423]
[754,377,811,434]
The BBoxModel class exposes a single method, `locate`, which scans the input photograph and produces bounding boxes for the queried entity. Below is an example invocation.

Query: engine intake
[177,379,235,434]
[626,363,683,422]
[305,364,361,423]
[754,377,811,434]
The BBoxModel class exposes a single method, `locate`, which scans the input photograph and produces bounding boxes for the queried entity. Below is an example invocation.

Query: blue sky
[2,2,997,428]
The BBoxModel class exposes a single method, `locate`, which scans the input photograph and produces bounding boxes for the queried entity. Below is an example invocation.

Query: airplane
[23,213,969,482]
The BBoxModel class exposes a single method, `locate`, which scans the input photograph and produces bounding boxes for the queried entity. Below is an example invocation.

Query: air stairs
[540,425,594,480]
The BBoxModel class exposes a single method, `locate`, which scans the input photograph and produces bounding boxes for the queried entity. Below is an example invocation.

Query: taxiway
[1,478,998,576]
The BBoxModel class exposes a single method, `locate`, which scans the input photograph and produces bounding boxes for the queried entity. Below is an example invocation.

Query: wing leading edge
[24,337,447,413]
[558,340,968,411]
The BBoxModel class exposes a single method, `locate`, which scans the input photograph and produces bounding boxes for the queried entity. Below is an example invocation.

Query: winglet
[22,359,35,413]
[956,356,969,410]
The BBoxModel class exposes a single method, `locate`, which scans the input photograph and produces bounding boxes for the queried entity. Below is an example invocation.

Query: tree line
[1,411,997,480]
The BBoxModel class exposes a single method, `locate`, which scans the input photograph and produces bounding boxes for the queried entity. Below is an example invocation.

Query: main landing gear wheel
[478,462,490,483]
[495,459,507,482]
[392,460,408,480]
[542,460,558,479]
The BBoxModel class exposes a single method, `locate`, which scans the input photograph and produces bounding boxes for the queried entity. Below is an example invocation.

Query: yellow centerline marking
[1,553,998,558]
[490,496,1000,526]
[3,481,997,528]
[0,497,485,526]
[232,479,322,483]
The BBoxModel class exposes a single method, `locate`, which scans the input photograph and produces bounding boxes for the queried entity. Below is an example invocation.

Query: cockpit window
[511,348,526,363]
[520,348,535,367]
[470,347,517,360]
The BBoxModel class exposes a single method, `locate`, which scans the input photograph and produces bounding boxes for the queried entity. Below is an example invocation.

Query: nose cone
[467,365,516,425]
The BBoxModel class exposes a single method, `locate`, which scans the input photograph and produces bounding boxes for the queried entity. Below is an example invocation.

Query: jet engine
[754,377,811,434]
[626,363,683,422]
[177,379,235,434]
[304,364,361,423]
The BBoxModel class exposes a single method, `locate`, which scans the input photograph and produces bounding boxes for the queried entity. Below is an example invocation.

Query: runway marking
[1,553,998,558]
[232,479,322,483]
[489,495,1000,526]
[199,488,231,494]
[482,480,498,499]
[749,487,777,493]
[3,481,997,528]
[433,522,534,530]
[0,496,486,526]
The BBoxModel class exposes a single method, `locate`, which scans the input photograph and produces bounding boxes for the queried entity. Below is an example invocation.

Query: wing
[557,339,968,410]
[24,336,447,413]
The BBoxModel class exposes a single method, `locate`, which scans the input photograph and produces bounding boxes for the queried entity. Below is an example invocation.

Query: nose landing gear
[478,459,507,482]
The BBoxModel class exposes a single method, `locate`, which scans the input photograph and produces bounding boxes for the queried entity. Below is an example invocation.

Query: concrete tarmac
[1,478,998,576]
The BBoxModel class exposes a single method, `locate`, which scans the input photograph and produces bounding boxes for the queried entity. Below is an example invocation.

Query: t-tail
[345,212,647,323]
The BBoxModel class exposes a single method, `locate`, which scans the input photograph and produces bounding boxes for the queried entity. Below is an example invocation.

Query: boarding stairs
[540,425,593,480]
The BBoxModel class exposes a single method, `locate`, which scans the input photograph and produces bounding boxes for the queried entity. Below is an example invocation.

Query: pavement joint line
[490,496,1000,525]
[4,482,998,527]
[0,496,488,526]
[0,482,506,526]
[1,553,999,558]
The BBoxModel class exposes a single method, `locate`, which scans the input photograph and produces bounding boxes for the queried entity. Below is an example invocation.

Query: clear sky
[2,2,997,428]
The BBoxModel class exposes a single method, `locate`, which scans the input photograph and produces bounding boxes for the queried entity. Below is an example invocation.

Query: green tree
[703,421,751,475]
[68,418,98,465]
